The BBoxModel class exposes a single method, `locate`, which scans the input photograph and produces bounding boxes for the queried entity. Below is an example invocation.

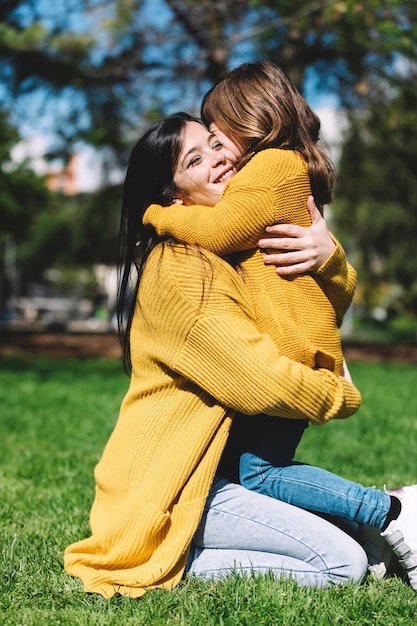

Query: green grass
[1,356,417,625]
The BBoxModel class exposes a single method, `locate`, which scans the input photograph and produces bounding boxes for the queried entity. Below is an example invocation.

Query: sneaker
[381,485,417,590]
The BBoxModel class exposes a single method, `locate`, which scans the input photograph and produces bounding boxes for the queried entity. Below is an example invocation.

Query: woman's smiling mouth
[214,166,235,184]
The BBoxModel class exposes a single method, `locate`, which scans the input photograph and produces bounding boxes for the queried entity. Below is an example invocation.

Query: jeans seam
[204,506,330,571]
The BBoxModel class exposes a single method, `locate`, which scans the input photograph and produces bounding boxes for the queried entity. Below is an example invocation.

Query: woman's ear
[171,198,184,205]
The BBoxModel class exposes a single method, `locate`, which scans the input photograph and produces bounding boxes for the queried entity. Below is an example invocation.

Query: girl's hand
[258,196,336,275]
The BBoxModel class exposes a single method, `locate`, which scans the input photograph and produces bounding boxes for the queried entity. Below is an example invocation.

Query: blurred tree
[250,0,417,105]
[72,185,121,266]
[0,108,53,314]
[0,108,120,309]
[333,71,417,317]
[17,186,121,272]
[0,0,416,317]
[1,1,416,156]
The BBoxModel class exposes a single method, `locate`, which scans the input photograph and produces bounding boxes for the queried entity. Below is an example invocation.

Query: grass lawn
[1,355,417,625]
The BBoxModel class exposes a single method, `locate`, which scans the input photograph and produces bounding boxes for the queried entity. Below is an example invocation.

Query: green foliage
[0,104,121,278]
[0,163,50,242]
[1,356,417,624]
[1,1,416,152]
[224,0,417,105]
[74,184,121,266]
[333,75,417,315]
[17,184,121,275]
[0,109,50,244]
[1,1,417,309]
[0,108,57,310]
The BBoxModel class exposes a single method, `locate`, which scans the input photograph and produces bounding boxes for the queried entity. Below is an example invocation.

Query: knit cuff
[316,237,346,281]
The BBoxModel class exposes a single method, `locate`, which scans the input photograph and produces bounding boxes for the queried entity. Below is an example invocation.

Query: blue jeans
[186,477,368,587]
[239,418,391,529]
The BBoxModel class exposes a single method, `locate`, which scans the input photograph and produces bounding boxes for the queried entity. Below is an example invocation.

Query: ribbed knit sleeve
[316,237,357,326]
[145,245,361,424]
[177,315,360,422]
[143,149,311,255]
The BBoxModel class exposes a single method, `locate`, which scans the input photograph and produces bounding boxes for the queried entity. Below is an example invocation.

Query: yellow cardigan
[64,244,361,598]
[144,148,356,375]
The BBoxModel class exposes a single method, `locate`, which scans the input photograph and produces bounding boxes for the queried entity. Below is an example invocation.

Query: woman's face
[173,122,237,206]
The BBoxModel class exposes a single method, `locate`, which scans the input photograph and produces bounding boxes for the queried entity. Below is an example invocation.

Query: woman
[64,113,369,599]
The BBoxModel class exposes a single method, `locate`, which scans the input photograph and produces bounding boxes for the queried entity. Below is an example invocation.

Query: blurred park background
[1,5,417,620]
[1,0,416,349]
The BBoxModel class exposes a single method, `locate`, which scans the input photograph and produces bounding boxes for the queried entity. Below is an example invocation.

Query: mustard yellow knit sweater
[64,244,361,598]
[144,148,356,374]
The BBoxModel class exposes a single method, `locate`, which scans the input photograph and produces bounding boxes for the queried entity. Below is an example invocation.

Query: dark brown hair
[117,112,203,372]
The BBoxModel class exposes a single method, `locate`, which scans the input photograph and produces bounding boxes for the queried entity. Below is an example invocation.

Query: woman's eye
[213,141,223,150]
[188,156,202,168]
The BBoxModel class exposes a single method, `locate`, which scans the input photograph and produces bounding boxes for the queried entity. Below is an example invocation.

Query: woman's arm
[145,245,361,425]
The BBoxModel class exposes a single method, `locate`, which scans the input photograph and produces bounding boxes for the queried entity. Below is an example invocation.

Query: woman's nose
[212,151,227,166]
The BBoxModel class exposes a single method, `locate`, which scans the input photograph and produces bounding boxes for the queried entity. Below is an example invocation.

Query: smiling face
[208,124,246,160]
[173,121,237,206]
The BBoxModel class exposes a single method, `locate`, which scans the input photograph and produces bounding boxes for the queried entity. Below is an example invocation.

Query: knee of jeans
[343,542,368,584]
[239,454,264,491]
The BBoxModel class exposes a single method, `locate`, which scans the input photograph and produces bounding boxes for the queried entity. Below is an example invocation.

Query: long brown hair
[201,61,334,207]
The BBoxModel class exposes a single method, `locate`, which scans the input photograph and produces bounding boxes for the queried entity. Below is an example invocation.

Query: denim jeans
[186,477,368,587]
[239,418,391,529]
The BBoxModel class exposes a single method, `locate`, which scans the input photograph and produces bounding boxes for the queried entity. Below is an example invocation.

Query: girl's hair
[201,61,335,207]
[117,111,202,372]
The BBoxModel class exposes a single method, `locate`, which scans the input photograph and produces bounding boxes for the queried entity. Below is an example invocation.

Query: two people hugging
[64,61,417,598]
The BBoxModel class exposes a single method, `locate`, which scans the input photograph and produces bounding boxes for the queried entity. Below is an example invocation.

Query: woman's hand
[258,196,336,275]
